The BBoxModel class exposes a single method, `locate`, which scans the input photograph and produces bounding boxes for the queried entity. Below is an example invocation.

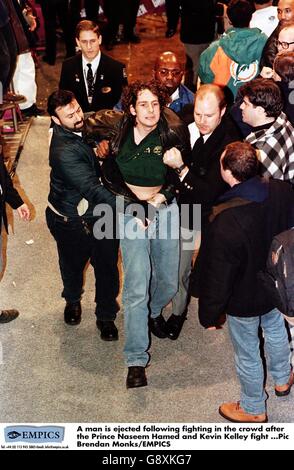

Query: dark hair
[274,51,294,82]
[227,0,254,27]
[75,20,100,39]
[121,79,170,125]
[239,78,284,117]
[47,90,75,117]
[254,0,272,4]
[222,141,259,182]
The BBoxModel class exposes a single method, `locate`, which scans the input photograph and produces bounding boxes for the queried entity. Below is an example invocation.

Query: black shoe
[149,314,168,338]
[166,313,186,340]
[42,56,55,66]
[126,366,147,389]
[64,301,81,325]
[0,309,19,323]
[165,28,176,38]
[22,104,46,117]
[96,320,118,341]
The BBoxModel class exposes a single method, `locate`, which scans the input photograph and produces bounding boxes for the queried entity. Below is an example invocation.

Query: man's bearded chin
[63,119,84,132]
[74,119,84,130]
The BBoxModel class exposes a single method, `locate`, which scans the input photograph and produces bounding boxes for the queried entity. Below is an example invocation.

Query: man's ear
[220,105,226,118]
[98,35,102,46]
[51,115,61,126]
[256,105,265,116]
[130,105,136,116]
[76,37,80,49]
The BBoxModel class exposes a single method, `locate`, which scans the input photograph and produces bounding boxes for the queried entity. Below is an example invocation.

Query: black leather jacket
[85,107,191,204]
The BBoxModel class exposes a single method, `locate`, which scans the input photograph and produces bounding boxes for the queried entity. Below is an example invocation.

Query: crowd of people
[1,0,294,424]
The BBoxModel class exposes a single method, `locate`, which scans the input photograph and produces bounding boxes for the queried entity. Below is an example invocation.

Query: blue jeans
[228,309,291,415]
[119,202,179,367]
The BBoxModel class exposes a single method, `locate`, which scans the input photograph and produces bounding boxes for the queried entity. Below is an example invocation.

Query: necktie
[193,134,204,152]
[86,63,94,102]
[192,134,206,175]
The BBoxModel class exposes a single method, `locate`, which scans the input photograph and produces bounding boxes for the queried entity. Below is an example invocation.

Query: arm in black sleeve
[198,215,242,328]
[0,157,23,209]
[56,145,117,208]
[179,159,228,207]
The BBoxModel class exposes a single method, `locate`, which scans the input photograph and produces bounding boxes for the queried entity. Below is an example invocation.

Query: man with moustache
[46,90,120,341]
[153,51,195,118]
[261,0,294,68]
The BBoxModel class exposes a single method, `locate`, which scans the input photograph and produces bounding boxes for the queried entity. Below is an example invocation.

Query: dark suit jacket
[59,52,128,112]
[0,153,23,233]
[178,114,242,227]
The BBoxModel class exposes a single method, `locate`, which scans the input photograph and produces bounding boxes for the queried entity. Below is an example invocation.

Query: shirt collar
[187,122,212,147]
[169,87,180,104]
[82,51,101,76]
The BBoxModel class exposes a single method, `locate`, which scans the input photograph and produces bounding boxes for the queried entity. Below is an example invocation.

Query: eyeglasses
[157,68,182,78]
[277,40,294,50]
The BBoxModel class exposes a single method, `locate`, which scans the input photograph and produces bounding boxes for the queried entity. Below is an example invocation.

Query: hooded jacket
[198,177,294,328]
[199,27,267,98]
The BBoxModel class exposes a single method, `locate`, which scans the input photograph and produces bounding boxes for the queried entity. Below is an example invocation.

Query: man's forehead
[156,56,181,69]
[78,30,99,40]
[57,100,79,114]
[136,89,158,101]
[279,25,294,38]
[278,0,294,10]
[195,93,219,108]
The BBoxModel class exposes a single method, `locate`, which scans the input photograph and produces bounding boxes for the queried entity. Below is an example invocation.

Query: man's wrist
[175,163,186,175]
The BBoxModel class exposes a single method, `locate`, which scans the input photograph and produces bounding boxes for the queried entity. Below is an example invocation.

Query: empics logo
[4,426,64,443]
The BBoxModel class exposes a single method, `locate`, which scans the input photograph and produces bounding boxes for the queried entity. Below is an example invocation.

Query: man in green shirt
[87,80,191,388]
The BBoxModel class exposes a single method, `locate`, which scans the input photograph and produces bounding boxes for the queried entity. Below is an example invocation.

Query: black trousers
[84,0,100,22]
[46,207,120,320]
[40,0,75,62]
[165,0,181,31]
[0,22,18,94]
[123,0,140,39]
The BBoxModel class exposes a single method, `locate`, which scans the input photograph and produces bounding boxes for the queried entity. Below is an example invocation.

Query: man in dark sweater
[198,141,294,423]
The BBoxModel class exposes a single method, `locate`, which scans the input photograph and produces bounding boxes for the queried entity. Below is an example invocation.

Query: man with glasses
[153,51,194,118]
[114,51,194,121]
[277,21,294,50]
[261,0,294,68]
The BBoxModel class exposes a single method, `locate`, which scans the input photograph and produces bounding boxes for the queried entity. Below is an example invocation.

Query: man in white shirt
[59,20,128,112]
[162,84,241,339]
[250,0,278,37]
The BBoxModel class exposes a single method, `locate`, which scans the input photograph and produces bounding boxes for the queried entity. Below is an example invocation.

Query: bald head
[278,22,294,51]
[153,51,184,95]
[195,84,226,109]
[194,85,227,135]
